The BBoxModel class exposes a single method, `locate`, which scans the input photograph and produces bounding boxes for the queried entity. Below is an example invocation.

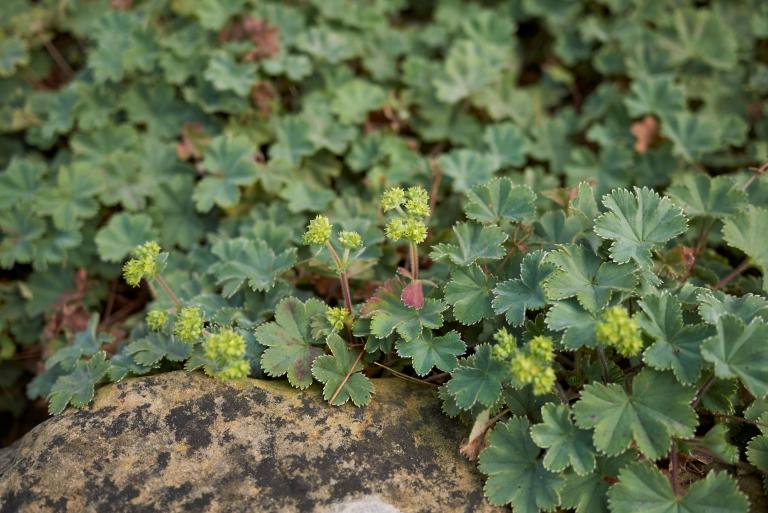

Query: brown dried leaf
[251,81,278,116]
[176,123,210,162]
[631,115,659,154]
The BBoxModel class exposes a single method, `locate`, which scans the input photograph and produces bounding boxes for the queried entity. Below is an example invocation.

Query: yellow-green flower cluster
[404,186,430,217]
[528,335,555,363]
[338,231,362,249]
[303,215,332,245]
[596,306,643,357]
[215,360,251,380]
[385,217,427,243]
[326,306,350,331]
[381,186,430,244]
[492,328,517,360]
[146,310,168,331]
[174,306,204,343]
[381,187,406,212]
[493,329,557,395]
[122,241,162,287]
[514,358,556,396]
[203,328,250,380]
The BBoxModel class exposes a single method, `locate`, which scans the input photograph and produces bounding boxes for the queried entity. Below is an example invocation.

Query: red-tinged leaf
[402,280,424,309]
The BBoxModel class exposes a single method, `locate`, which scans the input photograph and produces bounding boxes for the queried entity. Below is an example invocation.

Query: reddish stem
[339,271,354,314]
[155,275,182,310]
[329,348,365,405]
[410,243,419,281]
[670,443,681,496]
[714,259,751,290]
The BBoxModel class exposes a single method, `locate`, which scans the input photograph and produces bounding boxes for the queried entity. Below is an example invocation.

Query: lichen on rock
[0,372,500,513]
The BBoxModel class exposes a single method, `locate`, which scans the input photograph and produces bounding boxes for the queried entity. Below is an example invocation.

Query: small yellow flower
[326,306,350,331]
[204,328,246,361]
[174,306,204,343]
[596,306,643,357]
[511,354,540,384]
[404,186,430,217]
[122,259,144,287]
[215,359,251,380]
[303,215,332,245]
[203,328,250,380]
[532,367,556,395]
[528,335,555,363]
[338,231,362,249]
[146,310,168,331]
[385,218,406,241]
[402,218,427,243]
[122,241,162,287]
[492,328,517,360]
[381,187,406,212]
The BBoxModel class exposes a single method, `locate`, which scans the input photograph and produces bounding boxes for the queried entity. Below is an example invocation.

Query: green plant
[1,0,768,510]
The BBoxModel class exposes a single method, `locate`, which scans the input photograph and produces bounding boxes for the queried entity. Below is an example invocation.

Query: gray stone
[0,371,501,513]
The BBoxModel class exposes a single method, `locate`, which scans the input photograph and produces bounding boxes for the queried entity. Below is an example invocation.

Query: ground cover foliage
[1,0,768,510]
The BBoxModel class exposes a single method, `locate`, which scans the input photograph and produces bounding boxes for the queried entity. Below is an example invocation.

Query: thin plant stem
[325,241,354,314]
[691,374,715,409]
[742,162,768,192]
[154,275,182,310]
[597,347,610,383]
[324,241,343,268]
[555,382,569,404]
[373,362,436,386]
[423,372,450,383]
[715,413,768,430]
[44,40,74,78]
[329,348,366,405]
[694,219,715,256]
[338,271,353,314]
[714,259,751,290]
[670,442,681,496]
[410,243,419,280]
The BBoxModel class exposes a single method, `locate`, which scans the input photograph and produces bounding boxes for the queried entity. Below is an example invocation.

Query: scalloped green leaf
[443,265,497,325]
[94,212,155,262]
[701,314,768,398]
[637,292,714,384]
[312,333,372,407]
[47,352,110,415]
[438,149,498,193]
[573,369,697,460]
[194,134,260,212]
[256,297,326,389]
[545,299,600,350]
[464,177,536,224]
[209,238,296,297]
[126,333,193,367]
[531,403,597,476]
[430,222,507,266]
[544,244,636,313]
[396,330,465,376]
[607,462,748,513]
[363,279,447,340]
[493,250,556,326]
[666,174,747,219]
[722,206,768,290]
[446,344,507,410]
[594,187,687,270]
[478,416,564,513]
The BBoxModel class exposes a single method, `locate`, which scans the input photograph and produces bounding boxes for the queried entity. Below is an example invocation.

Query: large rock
[0,372,500,513]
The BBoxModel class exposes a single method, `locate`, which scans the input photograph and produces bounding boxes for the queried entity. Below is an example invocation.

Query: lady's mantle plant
[42,176,768,513]
[2,0,767,511]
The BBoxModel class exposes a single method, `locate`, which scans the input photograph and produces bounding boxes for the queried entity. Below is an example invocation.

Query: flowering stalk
[122,241,182,310]
[382,185,430,306]
[303,215,362,320]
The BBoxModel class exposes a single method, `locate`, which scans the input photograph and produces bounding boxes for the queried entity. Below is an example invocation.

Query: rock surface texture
[0,372,500,513]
